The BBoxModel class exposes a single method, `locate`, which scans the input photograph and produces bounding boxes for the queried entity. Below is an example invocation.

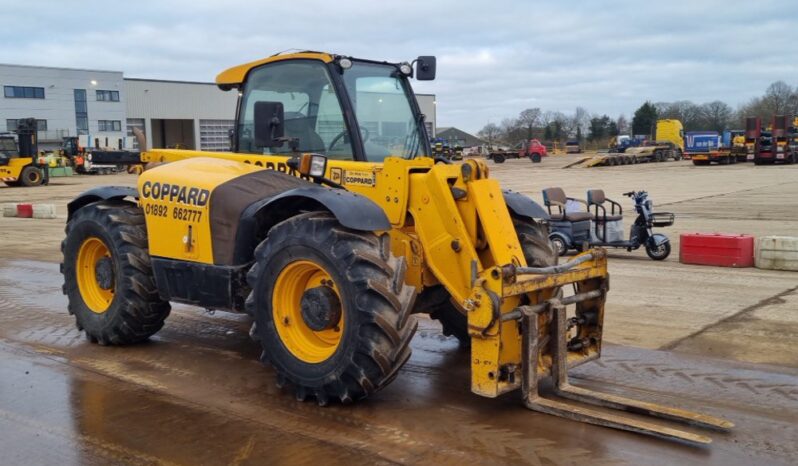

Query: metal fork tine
[548,303,733,432]
[525,392,713,444]
[554,383,734,431]
[521,302,729,445]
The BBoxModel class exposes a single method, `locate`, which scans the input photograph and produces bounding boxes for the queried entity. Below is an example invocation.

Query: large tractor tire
[430,218,557,347]
[61,201,171,345]
[246,212,417,405]
[19,166,44,187]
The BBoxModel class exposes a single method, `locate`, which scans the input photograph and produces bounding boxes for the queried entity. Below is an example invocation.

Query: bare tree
[616,114,629,135]
[763,81,795,115]
[477,123,501,146]
[500,117,522,143]
[699,101,733,132]
[568,106,590,139]
[518,108,541,139]
[659,101,703,130]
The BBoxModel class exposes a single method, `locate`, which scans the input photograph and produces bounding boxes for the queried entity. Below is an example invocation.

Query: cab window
[238,60,353,159]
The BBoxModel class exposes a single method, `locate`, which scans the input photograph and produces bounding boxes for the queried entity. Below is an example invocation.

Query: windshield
[0,138,17,155]
[341,61,427,162]
[238,60,355,160]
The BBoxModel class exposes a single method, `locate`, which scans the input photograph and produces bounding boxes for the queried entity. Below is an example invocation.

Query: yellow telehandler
[61,51,731,444]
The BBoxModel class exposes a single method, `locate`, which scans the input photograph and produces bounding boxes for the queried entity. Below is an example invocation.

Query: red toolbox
[679,233,754,267]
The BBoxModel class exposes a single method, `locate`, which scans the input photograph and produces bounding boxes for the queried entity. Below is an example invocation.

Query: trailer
[686,131,734,165]
[768,115,797,164]
[722,130,747,162]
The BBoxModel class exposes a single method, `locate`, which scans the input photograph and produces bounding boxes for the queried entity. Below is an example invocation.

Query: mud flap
[647,233,669,248]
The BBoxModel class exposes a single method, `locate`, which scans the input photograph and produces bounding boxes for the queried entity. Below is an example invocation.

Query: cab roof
[215,51,334,89]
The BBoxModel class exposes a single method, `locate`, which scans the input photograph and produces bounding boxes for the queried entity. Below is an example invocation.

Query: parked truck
[744,117,761,162]
[623,119,684,162]
[61,135,140,174]
[488,138,547,163]
[767,115,797,165]
[687,131,734,165]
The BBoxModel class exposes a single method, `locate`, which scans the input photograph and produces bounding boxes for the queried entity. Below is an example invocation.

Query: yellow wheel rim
[76,237,114,314]
[272,260,344,363]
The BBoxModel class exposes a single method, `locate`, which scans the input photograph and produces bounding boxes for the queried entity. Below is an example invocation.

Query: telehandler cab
[62,51,731,443]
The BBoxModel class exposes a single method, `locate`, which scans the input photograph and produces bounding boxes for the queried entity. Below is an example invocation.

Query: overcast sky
[2,0,797,133]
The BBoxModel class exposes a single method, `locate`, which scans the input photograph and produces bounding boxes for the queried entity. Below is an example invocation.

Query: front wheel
[645,240,671,260]
[549,235,568,256]
[246,212,416,405]
[61,201,170,344]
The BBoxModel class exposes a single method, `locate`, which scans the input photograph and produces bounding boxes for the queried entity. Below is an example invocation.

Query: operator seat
[586,189,623,221]
[283,113,326,153]
[542,187,593,221]
[542,187,593,251]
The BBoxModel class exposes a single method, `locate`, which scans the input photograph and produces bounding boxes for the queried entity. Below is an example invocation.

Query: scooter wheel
[646,241,671,260]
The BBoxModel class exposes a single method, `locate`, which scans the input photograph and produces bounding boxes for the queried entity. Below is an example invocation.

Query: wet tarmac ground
[1,259,797,465]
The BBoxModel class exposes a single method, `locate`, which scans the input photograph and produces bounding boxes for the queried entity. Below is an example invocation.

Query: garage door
[200,120,235,151]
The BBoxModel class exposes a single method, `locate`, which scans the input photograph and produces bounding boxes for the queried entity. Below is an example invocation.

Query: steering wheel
[329,126,370,150]
[434,157,452,164]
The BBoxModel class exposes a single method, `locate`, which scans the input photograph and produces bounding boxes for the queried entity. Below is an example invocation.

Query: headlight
[298,153,328,178]
[309,155,327,177]
[399,62,413,76]
[646,200,653,210]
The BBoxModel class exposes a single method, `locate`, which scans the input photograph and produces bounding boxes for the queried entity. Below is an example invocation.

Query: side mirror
[254,101,285,148]
[416,56,436,81]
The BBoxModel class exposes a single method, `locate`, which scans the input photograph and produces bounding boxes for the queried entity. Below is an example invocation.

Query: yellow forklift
[0,118,48,187]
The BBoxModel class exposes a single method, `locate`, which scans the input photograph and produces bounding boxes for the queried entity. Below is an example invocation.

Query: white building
[1,63,436,152]
[0,63,126,150]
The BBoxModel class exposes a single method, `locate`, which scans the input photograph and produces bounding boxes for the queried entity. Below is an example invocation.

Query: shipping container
[685,131,721,154]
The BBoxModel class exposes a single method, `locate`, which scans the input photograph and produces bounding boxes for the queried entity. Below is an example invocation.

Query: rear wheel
[246,212,417,405]
[493,153,506,164]
[19,166,43,187]
[61,201,170,344]
[430,218,557,346]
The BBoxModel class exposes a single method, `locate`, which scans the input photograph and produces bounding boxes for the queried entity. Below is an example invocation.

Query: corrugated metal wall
[124,79,237,120]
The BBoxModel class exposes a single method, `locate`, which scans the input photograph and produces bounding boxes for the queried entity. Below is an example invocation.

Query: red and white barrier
[2,203,56,219]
